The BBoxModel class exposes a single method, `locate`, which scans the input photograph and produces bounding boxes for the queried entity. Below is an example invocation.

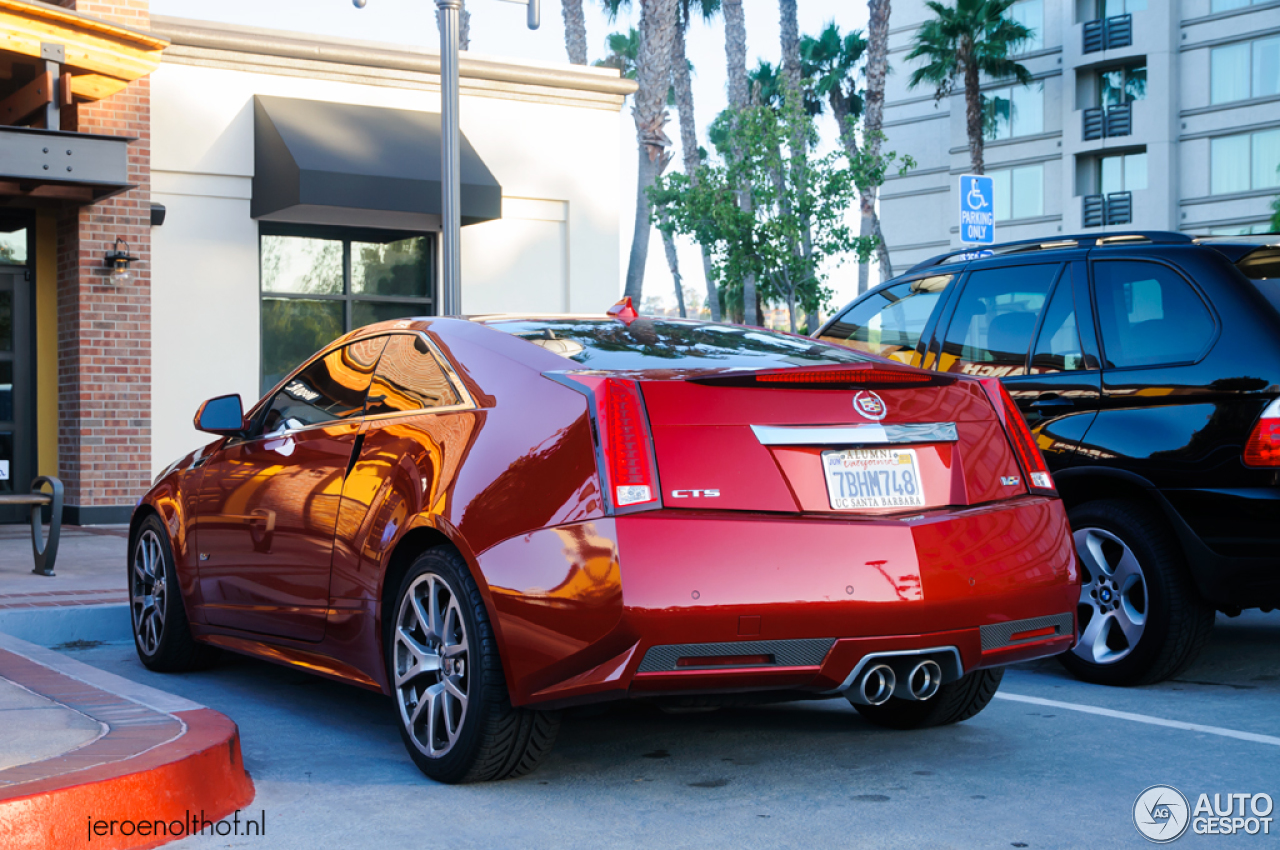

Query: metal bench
[0,477,64,576]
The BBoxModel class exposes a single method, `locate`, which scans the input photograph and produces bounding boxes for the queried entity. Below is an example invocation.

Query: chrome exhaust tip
[848,663,896,706]
[894,659,942,701]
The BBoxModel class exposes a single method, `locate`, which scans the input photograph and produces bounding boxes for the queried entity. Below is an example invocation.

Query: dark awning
[252,95,502,230]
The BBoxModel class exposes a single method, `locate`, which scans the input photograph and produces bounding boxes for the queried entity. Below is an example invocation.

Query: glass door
[0,270,32,522]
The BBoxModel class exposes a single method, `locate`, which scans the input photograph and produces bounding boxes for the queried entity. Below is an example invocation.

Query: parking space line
[995,692,1280,747]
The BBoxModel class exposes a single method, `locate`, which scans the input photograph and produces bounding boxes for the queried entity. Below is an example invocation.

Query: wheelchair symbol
[966,180,988,210]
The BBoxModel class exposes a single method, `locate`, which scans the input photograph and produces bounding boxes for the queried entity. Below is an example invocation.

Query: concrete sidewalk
[0,526,255,850]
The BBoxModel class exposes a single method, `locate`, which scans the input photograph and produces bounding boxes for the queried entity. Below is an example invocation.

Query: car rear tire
[1057,499,1214,687]
[850,668,1003,730]
[388,546,560,784]
[130,515,219,672]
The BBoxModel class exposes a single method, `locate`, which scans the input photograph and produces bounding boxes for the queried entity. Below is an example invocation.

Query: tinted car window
[366,334,459,416]
[261,336,387,435]
[1093,261,1215,369]
[494,319,872,370]
[1031,272,1087,373]
[938,264,1060,377]
[819,274,953,366]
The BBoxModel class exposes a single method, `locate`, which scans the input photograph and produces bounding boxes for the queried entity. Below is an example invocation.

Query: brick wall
[55,0,152,522]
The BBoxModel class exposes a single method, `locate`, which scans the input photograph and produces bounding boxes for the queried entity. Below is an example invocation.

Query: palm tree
[863,0,893,287]
[562,0,588,64]
[721,0,756,323]
[906,0,1032,175]
[621,0,680,305]
[672,0,722,320]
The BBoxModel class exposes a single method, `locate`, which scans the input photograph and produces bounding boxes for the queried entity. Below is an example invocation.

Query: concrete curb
[0,604,131,647]
[0,633,255,850]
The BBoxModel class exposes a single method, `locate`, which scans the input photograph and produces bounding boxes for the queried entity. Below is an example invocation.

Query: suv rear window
[1236,248,1280,312]
[492,319,872,370]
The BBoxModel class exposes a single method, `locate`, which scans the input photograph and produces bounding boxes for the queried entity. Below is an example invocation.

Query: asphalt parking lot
[72,610,1279,850]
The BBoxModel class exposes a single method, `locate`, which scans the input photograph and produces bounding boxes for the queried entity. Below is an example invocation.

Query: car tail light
[752,367,933,386]
[562,375,661,512]
[1244,398,1280,467]
[979,378,1056,494]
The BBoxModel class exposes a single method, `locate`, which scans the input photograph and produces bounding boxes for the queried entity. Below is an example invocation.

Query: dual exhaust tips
[847,659,943,706]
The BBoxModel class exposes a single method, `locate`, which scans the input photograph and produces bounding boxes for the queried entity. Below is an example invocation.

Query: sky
[149,0,875,316]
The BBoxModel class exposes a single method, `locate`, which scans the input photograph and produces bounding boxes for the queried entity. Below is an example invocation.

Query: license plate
[822,448,925,510]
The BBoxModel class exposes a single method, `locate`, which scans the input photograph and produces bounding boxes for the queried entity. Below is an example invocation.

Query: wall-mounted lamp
[103,237,137,286]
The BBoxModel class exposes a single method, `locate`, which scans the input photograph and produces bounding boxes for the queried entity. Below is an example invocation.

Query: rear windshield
[1236,248,1280,312]
[491,318,873,370]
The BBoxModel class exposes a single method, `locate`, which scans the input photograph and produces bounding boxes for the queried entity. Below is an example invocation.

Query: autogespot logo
[1134,785,1191,843]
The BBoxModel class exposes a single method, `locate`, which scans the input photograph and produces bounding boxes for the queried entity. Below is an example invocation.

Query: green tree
[1271,195,1280,232]
[653,101,874,333]
[906,0,1032,175]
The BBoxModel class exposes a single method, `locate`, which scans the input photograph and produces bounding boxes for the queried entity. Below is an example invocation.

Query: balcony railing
[1082,191,1133,227]
[1082,102,1133,141]
[1083,13,1133,53]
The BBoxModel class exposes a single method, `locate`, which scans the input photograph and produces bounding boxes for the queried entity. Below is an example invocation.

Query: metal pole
[437,0,463,316]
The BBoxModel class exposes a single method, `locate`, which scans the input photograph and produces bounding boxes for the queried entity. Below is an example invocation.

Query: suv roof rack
[905,231,1194,274]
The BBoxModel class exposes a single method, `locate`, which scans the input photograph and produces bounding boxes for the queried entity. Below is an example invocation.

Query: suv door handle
[1029,394,1074,410]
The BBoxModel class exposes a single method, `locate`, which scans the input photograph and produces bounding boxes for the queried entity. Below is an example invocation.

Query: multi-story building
[880,0,1280,273]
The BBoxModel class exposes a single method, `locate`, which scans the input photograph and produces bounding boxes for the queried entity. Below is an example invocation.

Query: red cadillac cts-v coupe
[132,308,1079,783]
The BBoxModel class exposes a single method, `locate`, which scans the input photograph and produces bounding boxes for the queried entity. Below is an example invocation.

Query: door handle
[1029,394,1074,411]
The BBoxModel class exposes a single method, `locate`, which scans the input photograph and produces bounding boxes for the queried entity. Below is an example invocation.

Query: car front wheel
[130,514,218,672]
[1058,500,1214,686]
[388,546,559,783]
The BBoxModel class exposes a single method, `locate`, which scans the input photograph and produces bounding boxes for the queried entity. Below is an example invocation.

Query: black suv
[818,232,1280,686]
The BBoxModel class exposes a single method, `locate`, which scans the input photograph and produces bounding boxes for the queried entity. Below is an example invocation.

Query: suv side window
[819,274,953,366]
[260,336,388,435]
[938,264,1060,376]
[365,334,460,416]
[1093,261,1215,369]
[1031,269,1088,373]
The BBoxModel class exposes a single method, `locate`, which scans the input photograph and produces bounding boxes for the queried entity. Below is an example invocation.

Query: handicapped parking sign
[959,174,995,245]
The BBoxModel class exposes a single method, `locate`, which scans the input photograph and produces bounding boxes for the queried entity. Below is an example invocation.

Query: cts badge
[671,489,720,499]
[853,390,887,421]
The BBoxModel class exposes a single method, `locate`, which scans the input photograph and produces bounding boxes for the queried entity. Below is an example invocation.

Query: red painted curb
[0,708,256,850]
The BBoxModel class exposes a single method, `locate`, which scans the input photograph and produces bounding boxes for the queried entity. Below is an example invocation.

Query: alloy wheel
[1071,526,1148,666]
[131,529,167,655]
[394,573,470,758]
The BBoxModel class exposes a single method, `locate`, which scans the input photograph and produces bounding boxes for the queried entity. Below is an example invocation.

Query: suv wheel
[388,546,560,783]
[1058,500,1214,686]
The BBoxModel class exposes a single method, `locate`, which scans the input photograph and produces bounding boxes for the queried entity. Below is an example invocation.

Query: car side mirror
[194,394,246,436]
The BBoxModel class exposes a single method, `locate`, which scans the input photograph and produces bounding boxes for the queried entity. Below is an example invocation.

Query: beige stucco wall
[148,53,626,474]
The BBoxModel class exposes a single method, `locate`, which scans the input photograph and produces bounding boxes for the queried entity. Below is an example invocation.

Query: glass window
[1009,0,1044,52]
[490,319,874,371]
[939,264,1060,376]
[1257,37,1280,98]
[1211,130,1280,195]
[1093,262,1215,369]
[0,289,10,353]
[983,83,1044,141]
[261,229,435,394]
[1101,0,1144,14]
[1099,152,1147,194]
[0,229,26,265]
[990,164,1044,222]
[366,334,460,416]
[260,337,388,435]
[1099,65,1146,111]
[1031,275,1087,373]
[1212,43,1251,104]
[0,361,11,422]
[819,275,953,365]
[1212,0,1255,12]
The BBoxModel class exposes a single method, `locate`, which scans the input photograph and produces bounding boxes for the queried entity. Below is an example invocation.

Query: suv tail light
[561,375,662,512]
[1244,398,1280,467]
[979,378,1056,495]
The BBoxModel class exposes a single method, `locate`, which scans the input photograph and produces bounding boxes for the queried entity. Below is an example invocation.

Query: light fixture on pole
[354,0,539,317]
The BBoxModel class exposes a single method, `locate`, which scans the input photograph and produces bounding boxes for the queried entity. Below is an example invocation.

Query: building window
[1212,0,1260,12]
[1099,65,1146,112]
[260,226,436,393]
[1099,152,1147,194]
[1210,129,1280,196]
[1208,223,1273,235]
[990,164,1045,222]
[1210,37,1280,105]
[983,82,1044,140]
[1009,0,1044,52]
[1096,0,1146,15]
